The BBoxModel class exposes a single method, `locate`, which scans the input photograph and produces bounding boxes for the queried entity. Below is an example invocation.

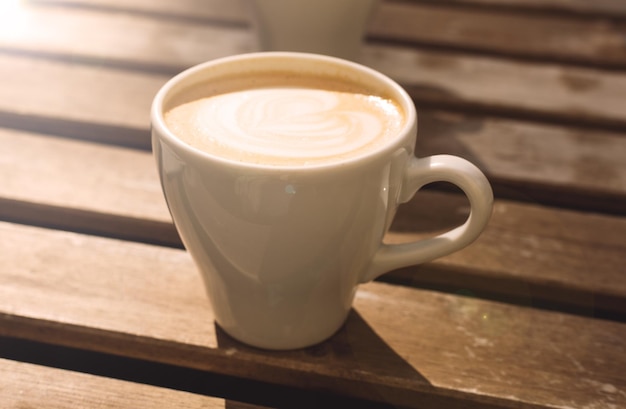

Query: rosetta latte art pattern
[165,87,404,165]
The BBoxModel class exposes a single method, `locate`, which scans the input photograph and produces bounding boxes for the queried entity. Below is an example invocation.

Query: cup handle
[360,155,493,283]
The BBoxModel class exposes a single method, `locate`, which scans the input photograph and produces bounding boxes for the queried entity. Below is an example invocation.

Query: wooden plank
[0,1,252,70]
[419,112,626,195]
[0,54,163,133]
[362,45,626,132]
[0,128,178,246]
[408,0,626,19]
[3,45,626,149]
[3,6,626,131]
[5,115,626,217]
[29,0,626,69]
[33,0,246,22]
[417,111,626,214]
[388,190,626,318]
[36,0,626,21]
[369,1,626,69]
[1,125,625,316]
[0,221,624,409]
[0,78,626,217]
[0,358,260,409]
[0,129,168,222]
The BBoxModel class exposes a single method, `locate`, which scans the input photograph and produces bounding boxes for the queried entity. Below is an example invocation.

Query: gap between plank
[2,197,624,322]
[408,90,626,134]
[367,36,626,73]
[0,336,403,409]
[390,0,626,22]
[0,312,544,409]
[3,48,626,134]
[0,47,183,77]
[378,264,626,323]
[0,197,181,248]
[0,110,151,151]
[27,0,249,28]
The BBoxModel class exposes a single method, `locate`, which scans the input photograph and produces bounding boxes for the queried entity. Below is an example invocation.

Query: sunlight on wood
[0,0,29,39]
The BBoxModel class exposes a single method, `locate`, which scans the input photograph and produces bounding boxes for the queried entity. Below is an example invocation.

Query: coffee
[153,53,493,349]
[164,73,405,166]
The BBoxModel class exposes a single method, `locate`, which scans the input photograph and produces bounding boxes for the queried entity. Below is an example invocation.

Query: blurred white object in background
[247,0,378,61]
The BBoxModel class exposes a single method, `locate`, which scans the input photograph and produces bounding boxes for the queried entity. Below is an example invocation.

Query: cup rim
[151,51,417,172]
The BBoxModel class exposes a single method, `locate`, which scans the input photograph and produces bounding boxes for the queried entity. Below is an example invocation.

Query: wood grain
[35,0,626,20]
[1,126,625,316]
[3,4,626,131]
[1,1,623,408]
[0,358,252,409]
[28,0,626,69]
[34,0,247,22]
[389,191,626,318]
[406,0,626,19]
[4,115,626,216]
[370,1,626,69]
[0,221,624,409]
[0,54,162,132]
[417,111,626,214]
[0,2,253,70]
[362,46,626,131]
[2,70,626,212]
[0,129,168,221]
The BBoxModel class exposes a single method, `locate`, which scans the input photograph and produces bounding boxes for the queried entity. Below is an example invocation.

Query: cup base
[214,315,349,351]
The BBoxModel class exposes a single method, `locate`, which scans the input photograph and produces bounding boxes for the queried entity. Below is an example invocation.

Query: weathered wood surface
[368,48,626,132]
[2,127,625,317]
[1,221,625,409]
[0,2,252,69]
[0,129,168,222]
[416,111,626,214]
[35,0,247,22]
[3,3,626,131]
[2,57,625,213]
[3,112,626,215]
[36,0,626,19]
[0,358,269,409]
[389,191,626,318]
[370,1,626,69]
[406,0,626,19]
[1,0,625,408]
[32,0,626,69]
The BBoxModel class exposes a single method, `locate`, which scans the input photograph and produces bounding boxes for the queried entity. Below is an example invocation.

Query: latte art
[165,82,405,166]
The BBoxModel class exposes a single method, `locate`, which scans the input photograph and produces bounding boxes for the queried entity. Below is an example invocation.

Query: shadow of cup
[216,310,432,407]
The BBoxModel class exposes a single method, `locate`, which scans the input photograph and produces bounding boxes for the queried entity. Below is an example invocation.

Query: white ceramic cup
[151,52,493,350]
[246,0,378,61]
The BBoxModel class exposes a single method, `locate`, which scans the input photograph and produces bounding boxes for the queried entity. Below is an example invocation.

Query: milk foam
[165,85,404,166]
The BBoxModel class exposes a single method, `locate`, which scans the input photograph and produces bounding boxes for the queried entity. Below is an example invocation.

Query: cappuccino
[164,73,405,166]
[153,53,493,349]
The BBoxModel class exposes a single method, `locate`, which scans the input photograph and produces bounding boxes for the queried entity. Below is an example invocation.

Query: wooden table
[1,0,625,408]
